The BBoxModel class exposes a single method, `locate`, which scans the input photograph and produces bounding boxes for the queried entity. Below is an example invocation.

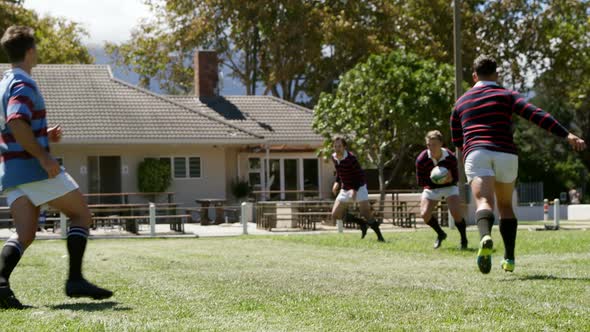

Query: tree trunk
[378,162,386,221]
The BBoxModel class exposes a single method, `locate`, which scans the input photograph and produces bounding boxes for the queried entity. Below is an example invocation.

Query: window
[173,157,186,178]
[248,157,262,189]
[189,157,201,178]
[249,158,261,170]
[173,157,201,179]
[303,159,319,198]
[146,156,201,179]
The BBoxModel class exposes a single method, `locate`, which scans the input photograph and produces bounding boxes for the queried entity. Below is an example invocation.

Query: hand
[442,172,453,184]
[48,124,62,143]
[40,155,60,178]
[332,182,340,196]
[567,133,586,152]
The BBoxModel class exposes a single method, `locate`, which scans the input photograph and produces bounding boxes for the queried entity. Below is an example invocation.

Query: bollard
[60,212,67,239]
[149,202,156,237]
[553,198,560,230]
[448,210,455,230]
[241,202,248,235]
[543,199,549,221]
[337,219,343,233]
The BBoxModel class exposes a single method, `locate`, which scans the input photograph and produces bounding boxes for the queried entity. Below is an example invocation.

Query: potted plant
[230,177,252,202]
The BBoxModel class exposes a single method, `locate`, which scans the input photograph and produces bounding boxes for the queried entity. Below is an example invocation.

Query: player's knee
[420,210,431,220]
[450,210,463,221]
[17,232,36,249]
[497,205,515,218]
[66,210,92,227]
[331,211,342,220]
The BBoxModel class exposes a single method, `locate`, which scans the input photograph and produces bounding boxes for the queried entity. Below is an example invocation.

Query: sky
[21,0,259,96]
[24,0,153,45]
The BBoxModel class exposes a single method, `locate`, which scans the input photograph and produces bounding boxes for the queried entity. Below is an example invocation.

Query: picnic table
[195,199,227,225]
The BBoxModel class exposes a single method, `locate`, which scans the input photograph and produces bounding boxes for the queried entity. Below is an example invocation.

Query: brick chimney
[194,50,219,97]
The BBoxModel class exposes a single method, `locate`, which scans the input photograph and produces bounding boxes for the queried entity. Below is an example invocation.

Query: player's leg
[48,187,112,299]
[495,181,517,272]
[357,186,384,242]
[465,150,496,273]
[331,195,348,223]
[446,193,468,249]
[342,201,369,239]
[420,194,446,248]
[494,152,519,272]
[358,200,384,242]
[470,175,496,274]
[0,195,39,309]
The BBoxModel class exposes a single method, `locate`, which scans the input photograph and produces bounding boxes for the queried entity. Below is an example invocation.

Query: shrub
[137,159,172,193]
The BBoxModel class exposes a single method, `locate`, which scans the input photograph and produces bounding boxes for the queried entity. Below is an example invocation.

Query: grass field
[0,228,589,331]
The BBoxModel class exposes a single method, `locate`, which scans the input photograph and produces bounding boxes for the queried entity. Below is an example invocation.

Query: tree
[509,1,590,198]
[105,1,485,103]
[0,1,92,64]
[313,51,455,212]
[106,0,324,98]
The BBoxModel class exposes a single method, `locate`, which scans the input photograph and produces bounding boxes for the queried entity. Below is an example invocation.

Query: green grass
[1,228,589,331]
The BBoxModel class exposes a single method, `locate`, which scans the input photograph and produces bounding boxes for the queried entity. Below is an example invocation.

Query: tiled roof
[168,95,322,143]
[0,64,260,143]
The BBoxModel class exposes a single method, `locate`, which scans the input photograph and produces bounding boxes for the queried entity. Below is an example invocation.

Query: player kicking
[416,130,468,249]
[451,55,586,274]
[330,137,384,242]
[0,26,112,309]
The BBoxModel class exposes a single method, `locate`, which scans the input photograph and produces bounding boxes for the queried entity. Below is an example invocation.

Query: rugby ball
[430,166,449,185]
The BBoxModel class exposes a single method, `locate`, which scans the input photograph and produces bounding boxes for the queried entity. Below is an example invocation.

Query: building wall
[52,144,227,206]
[224,147,239,202]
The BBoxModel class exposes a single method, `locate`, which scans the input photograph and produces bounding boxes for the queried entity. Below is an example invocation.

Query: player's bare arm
[8,119,60,178]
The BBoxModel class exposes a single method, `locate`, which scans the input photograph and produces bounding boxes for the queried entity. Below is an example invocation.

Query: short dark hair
[333,136,348,147]
[473,55,497,77]
[1,26,35,63]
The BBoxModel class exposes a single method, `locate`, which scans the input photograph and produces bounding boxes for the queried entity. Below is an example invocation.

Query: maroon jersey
[332,150,366,191]
[451,82,568,161]
[415,148,458,189]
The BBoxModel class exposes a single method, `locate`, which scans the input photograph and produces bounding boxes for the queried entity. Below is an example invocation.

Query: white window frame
[246,156,321,200]
[147,156,202,179]
[247,157,263,190]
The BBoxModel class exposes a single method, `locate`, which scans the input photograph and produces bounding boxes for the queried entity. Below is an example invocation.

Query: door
[88,156,122,204]
[284,159,299,200]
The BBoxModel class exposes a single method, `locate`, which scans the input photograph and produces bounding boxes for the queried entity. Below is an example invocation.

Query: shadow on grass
[440,247,478,253]
[501,274,590,282]
[50,301,131,312]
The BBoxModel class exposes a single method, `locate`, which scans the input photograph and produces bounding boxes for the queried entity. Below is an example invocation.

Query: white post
[60,212,67,239]
[337,219,343,233]
[553,198,560,230]
[543,198,549,221]
[241,202,248,235]
[448,210,455,230]
[149,202,156,237]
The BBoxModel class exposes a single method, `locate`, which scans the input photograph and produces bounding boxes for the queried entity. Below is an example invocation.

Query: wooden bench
[291,212,331,230]
[258,212,276,230]
[90,214,190,234]
[372,202,416,228]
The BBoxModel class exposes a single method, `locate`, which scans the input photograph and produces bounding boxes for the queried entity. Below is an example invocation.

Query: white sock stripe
[68,227,89,235]
[6,238,21,247]
[67,231,89,238]
[4,241,23,255]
